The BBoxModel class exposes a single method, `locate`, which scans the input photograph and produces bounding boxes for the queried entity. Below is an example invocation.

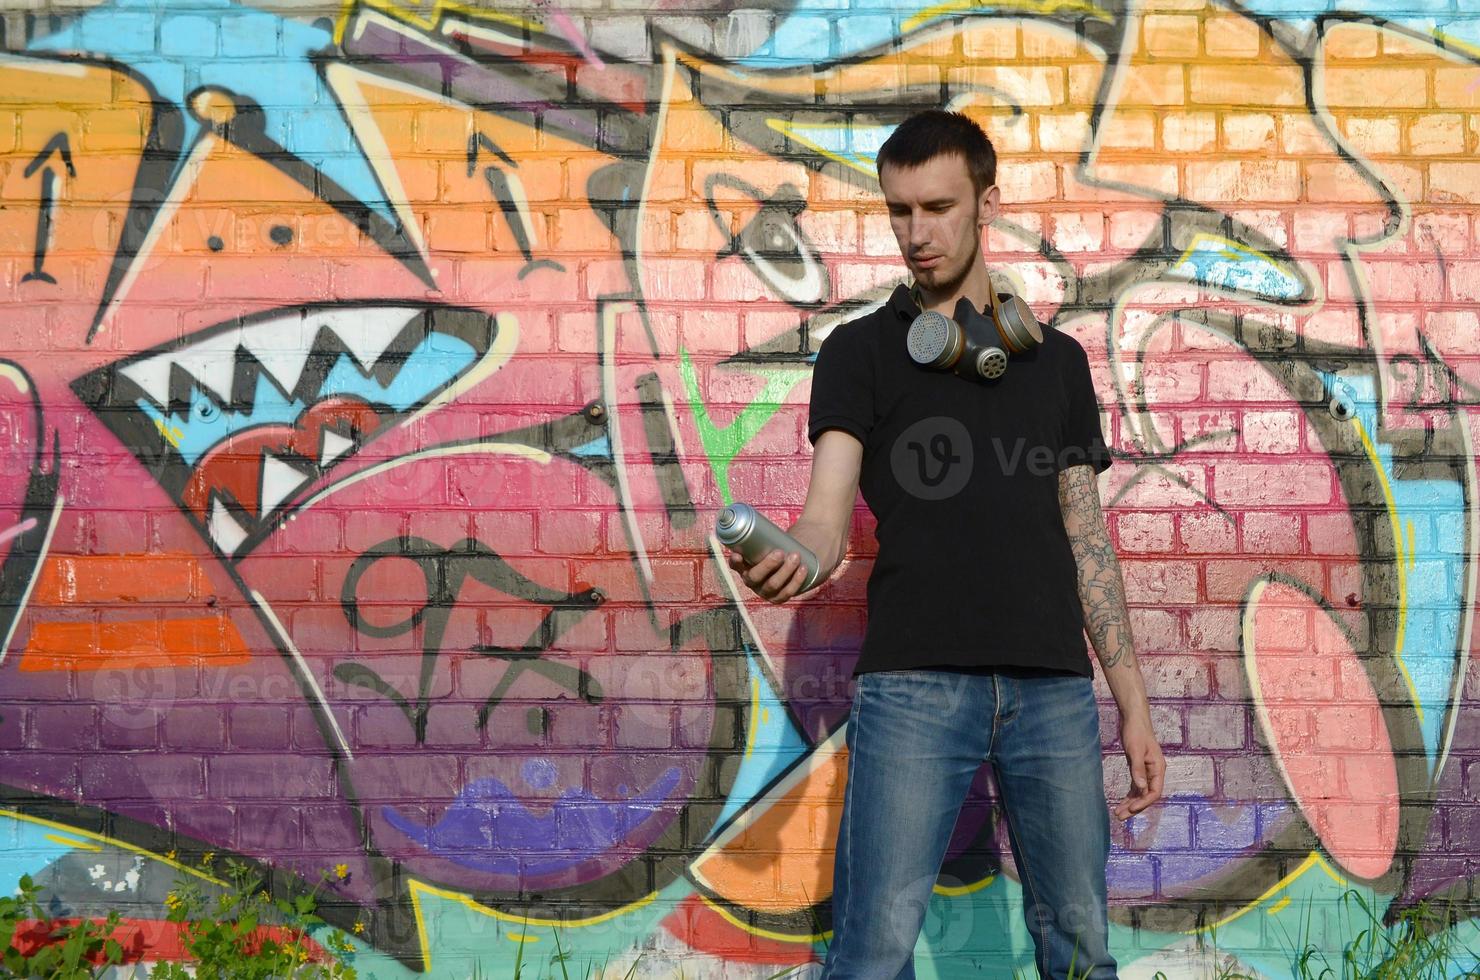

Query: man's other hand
[1114,714,1166,821]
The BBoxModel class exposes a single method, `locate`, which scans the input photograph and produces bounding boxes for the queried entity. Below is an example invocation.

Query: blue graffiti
[137,334,475,467]
[1323,371,1465,773]
[1167,235,1305,302]
[28,0,396,223]
[382,767,683,875]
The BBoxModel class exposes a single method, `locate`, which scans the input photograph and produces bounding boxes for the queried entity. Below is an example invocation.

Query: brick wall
[1,0,1479,975]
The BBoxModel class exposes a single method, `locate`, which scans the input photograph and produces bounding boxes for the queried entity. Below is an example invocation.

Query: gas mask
[906,289,1043,381]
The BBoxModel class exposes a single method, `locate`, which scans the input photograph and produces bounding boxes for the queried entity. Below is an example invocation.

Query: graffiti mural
[2,0,1480,974]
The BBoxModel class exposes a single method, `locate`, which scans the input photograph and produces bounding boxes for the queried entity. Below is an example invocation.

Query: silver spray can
[715,503,824,592]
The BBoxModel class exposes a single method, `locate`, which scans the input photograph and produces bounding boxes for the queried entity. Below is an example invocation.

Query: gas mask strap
[984,266,1005,323]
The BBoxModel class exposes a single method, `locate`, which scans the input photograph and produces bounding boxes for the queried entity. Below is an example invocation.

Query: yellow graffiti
[333,0,539,47]
[902,0,1112,31]
[1352,416,1424,722]
[152,416,183,448]
[766,120,879,179]
[1,809,221,885]
[694,891,826,945]
[1190,851,1351,935]
[0,363,30,394]
[745,673,761,760]
[1171,233,1280,274]
[406,879,657,971]
[934,873,997,898]
[43,833,101,852]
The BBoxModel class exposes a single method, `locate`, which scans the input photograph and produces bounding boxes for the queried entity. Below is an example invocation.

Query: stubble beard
[914,240,981,298]
[909,205,984,299]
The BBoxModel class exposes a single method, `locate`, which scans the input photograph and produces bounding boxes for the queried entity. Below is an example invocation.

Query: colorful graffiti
[3,0,1480,974]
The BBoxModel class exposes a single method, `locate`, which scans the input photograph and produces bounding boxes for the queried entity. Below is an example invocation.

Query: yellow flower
[353,921,366,935]
[164,892,182,910]
[201,851,215,866]
[297,948,310,963]
[164,849,177,862]
[333,863,349,880]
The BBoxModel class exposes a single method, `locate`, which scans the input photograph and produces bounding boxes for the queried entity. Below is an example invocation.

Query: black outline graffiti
[20,132,74,286]
[335,535,605,744]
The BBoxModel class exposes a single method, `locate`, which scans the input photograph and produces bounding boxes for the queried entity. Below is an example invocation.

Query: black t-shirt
[807,283,1113,678]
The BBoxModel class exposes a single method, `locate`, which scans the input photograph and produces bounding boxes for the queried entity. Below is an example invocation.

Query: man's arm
[1058,462,1166,820]
[726,429,863,604]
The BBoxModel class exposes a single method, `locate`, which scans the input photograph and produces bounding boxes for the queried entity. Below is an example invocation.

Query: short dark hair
[875,110,997,196]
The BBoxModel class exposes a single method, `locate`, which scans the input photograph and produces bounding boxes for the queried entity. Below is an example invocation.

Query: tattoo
[1058,464,1137,670]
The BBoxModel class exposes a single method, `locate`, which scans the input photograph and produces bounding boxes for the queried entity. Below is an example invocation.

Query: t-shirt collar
[889,281,921,321]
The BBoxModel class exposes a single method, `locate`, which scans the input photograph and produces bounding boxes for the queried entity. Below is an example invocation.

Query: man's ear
[977,184,1001,228]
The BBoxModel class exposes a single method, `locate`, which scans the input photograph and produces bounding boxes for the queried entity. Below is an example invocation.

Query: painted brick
[1038,112,1092,153]
[1099,110,1158,150]
[1143,15,1200,58]
[1121,559,1201,604]
[1117,64,1187,107]
[1048,210,1105,252]
[1191,65,1304,107]
[1429,164,1480,205]
[1185,159,1301,203]
[1116,512,1176,553]
[1342,114,1403,156]
[1109,209,1164,249]
[1163,111,1217,152]
[1220,112,1277,152]
[1240,512,1303,555]
[1323,67,1428,108]
[207,755,337,800]
[1204,14,1260,58]
[1186,704,1247,749]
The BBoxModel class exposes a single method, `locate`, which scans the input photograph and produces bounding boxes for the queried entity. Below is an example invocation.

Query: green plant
[1269,887,1480,980]
[0,873,125,979]
[146,855,357,980]
[498,913,649,980]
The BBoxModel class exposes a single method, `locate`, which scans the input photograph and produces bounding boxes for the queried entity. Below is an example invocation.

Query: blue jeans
[821,668,1118,979]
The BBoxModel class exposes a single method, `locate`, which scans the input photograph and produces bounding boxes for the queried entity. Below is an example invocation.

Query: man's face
[879,152,998,294]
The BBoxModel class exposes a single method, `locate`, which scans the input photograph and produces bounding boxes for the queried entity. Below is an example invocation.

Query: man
[723,110,1165,979]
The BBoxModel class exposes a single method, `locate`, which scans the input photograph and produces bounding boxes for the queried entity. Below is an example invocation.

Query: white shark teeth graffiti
[319,428,354,467]
[117,307,425,409]
[208,495,252,555]
[259,450,315,517]
[74,303,499,560]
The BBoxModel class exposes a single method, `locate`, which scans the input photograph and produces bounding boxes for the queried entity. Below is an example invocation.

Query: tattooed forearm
[1058,464,1137,671]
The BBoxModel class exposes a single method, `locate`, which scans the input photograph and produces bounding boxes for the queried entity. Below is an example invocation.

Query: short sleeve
[1059,339,1113,474]
[807,325,875,446]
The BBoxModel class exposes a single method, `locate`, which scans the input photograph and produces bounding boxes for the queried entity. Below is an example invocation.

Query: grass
[1266,887,1480,980]
[995,887,1480,980]
[1117,886,1480,980]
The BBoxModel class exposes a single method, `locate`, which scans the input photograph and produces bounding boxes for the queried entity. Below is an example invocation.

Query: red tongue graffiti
[182,396,384,552]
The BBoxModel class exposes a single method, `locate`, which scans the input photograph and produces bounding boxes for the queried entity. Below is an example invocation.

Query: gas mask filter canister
[906,290,1044,381]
